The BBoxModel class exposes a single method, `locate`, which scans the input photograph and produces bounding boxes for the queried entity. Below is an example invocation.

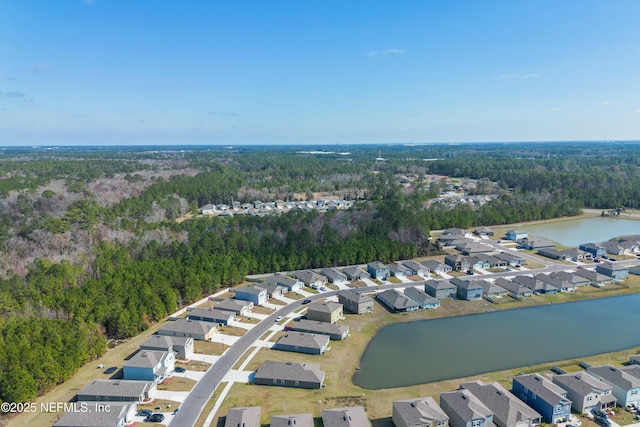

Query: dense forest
[0,142,637,403]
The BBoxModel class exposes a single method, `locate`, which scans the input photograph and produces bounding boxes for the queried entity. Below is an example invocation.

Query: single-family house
[294,270,327,288]
[201,204,216,215]
[474,227,495,237]
[157,318,216,341]
[307,301,343,323]
[439,389,494,427]
[322,407,371,427]
[389,263,412,277]
[560,248,592,261]
[459,381,541,427]
[493,252,526,266]
[535,274,575,293]
[187,307,236,325]
[266,275,304,291]
[404,287,440,309]
[321,268,348,285]
[140,335,194,360]
[274,332,330,355]
[506,230,528,241]
[291,319,349,340]
[458,243,493,255]
[552,372,617,414]
[493,278,533,298]
[549,271,591,287]
[573,269,613,287]
[216,299,253,316]
[579,243,606,258]
[467,257,490,270]
[253,360,325,389]
[75,379,156,402]
[511,373,572,424]
[338,290,374,314]
[271,413,314,427]
[393,396,449,427]
[403,260,428,276]
[618,238,640,253]
[438,235,468,248]
[476,254,507,268]
[476,280,507,298]
[511,276,550,295]
[53,402,136,427]
[596,262,629,280]
[422,260,452,275]
[445,255,470,271]
[587,365,640,406]
[259,281,286,298]
[442,228,468,237]
[122,350,175,382]
[537,248,567,261]
[377,289,420,312]
[450,278,483,300]
[343,266,371,281]
[601,241,626,256]
[235,285,268,306]
[424,280,457,299]
[225,407,261,427]
[518,238,555,250]
[367,261,390,280]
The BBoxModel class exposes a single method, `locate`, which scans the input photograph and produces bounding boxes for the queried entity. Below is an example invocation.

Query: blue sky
[1,0,639,146]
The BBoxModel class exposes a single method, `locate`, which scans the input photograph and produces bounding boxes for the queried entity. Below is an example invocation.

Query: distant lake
[352,294,640,390]
[514,217,640,247]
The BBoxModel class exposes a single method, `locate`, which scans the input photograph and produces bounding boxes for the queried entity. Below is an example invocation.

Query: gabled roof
[367,261,388,270]
[76,379,154,400]
[421,260,448,271]
[450,278,483,290]
[588,365,640,390]
[338,290,374,304]
[475,280,507,295]
[266,274,302,288]
[216,299,252,312]
[513,374,571,406]
[276,332,329,350]
[307,301,343,314]
[393,396,449,427]
[188,307,236,320]
[343,266,370,278]
[141,334,191,350]
[493,278,531,296]
[550,271,590,284]
[294,319,349,336]
[159,318,216,335]
[377,289,419,311]
[460,381,540,427]
[425,279,456,290]
[53,402,133,427]
[440,389,493,423]
[236,285,267,296]
[124,350,168,369]
[322,406,371,427]
[403,260,426,272]
[404,287,439,305]
[553,372,612,397]
[573,269,611,282]
[443,228,467,236]
[255,360,325,384]
[294,270,326,284]
[322,267,347,281]
[225,407,261,427]
[271,413,315,427]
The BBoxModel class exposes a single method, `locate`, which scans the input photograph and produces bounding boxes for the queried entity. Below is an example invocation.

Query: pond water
[513,217,640,247]
[352,294,640,389]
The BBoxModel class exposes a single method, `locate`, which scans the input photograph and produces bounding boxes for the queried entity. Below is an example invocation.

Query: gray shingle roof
[337,290,374,304]
[440,389,493,423]
[553,372,612,398]
[188,307,235,321]
[53,402,132,427]
[76,379,154,400]
[460,381,540,427]
[322,406,371,427]
[271,413,314,427]
[513,374,571,406]
[588,365,640,390]
[236,285,267,296]
[393,396,449,427]
[216,299,252,312]
[254,360,324,384]
[158,318,216,335]
[425,280,456,290]
[293,319,349,337]
[124,350,168,369]
[276,332,330,350]
[225,406,261,427]
[141,334,191,349]
[404,287,439,306]
[308,301,343,314]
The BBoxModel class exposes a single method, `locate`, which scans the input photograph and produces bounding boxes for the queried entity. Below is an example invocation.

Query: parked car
[609,258,616,262]
[275,316,283,322]
[174,366,186,373]
[137,409,152,417]
[592,409,608,419]
[148,413,165,423]
[593,416,610,427]
[103,366,117,374]
[466,270,474,275]
[302,299,312,304]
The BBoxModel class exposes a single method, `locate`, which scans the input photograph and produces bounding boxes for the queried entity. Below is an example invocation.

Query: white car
[275,316,283,322]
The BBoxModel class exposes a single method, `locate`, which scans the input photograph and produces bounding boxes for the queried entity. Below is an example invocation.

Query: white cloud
[602,100,616,106]
[548,107,558,111]
[634,109,640,113]
[521,74,540,79]
[367,49,404,56]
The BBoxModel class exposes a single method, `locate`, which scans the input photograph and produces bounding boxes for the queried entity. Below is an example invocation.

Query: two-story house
[122,350,175,382]
[552,372,617,414]
[587,365,640,407]
[512,374,572,424]
[440,389,494,427]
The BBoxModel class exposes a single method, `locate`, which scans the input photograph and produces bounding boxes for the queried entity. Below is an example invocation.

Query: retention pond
[353,294,640,389]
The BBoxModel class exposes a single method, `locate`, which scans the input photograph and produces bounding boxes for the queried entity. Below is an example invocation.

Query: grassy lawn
[157,376,197,392]
[253,305,276,315]
[286,292,305,300]
[237,316,260,324]
[137,399,182,413]
[176,360,212,371]
[387,276,402,284]
[269,298,287,306]
[195,340,230,356]
[195,382,229,427]
[232,347,257,370]
[218,326,248,337]
[349,280,369,288]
